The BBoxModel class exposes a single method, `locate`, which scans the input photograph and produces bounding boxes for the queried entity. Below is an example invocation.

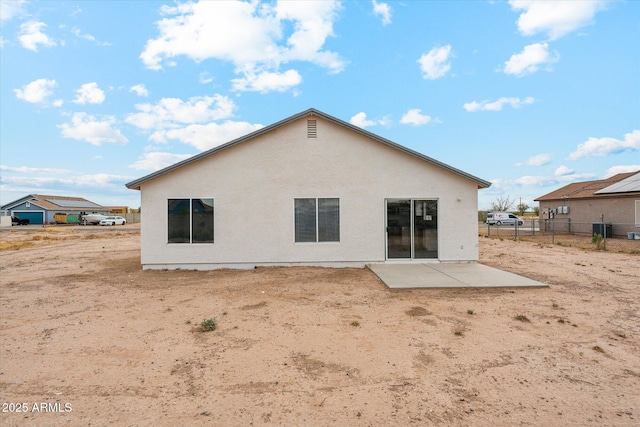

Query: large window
[168,198,214,244]
[295,198,339,242]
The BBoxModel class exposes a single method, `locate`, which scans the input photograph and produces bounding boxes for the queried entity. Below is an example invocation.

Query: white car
[99,216,127,226]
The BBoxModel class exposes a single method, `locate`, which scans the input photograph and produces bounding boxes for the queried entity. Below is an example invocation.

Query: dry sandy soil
[0,226,638,426]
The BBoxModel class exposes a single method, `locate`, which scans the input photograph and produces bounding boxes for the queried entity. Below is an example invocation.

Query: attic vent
[307,119,317,139]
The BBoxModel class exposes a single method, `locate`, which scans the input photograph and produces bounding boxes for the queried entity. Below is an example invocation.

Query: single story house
[1,194,108,225]
[126,108,491,270]
[535,171,640,237]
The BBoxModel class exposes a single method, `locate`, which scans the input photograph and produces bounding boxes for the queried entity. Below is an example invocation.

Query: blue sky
[1,0,638,210]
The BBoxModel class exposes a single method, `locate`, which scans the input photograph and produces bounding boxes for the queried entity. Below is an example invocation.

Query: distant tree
[491,195,516,212]
[533,205,540,216]
[517,202,530,216]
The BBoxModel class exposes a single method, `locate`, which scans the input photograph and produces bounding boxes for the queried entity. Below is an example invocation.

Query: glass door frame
[385,198,438,260]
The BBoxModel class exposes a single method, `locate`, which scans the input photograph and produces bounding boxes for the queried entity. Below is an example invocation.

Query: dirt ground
[0,226,638,426]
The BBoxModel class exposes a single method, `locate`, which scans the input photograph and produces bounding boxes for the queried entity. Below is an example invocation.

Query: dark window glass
[168,199,190,243]
[192,198,214,243]
[318,198,339,242]
[295,198,316,242]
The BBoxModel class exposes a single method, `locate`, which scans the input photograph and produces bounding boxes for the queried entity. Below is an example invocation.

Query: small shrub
[199,318,217,332]
[514,314,530,322]
[593,345,605,353]
[454,329,464,336]
[467,309,474,315]
[350,320,360,327]
[591,233,604,250]
[614,332,627,339]
[557,318,565,324]
[552,302,559,308]
[405,306,429,317]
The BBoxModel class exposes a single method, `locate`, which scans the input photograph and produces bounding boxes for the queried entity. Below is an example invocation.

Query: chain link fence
[479,219,640,254]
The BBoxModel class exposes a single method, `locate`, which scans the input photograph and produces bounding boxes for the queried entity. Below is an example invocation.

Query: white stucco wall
[138,116,482,269]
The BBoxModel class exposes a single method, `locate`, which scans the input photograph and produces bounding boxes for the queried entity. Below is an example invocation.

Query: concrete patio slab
[367,263,547,289]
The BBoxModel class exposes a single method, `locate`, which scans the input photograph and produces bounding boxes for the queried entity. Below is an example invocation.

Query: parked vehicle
[11,216,30,226]
[486,212,523,226]
[99,216,126,226]
[79,213,107,225]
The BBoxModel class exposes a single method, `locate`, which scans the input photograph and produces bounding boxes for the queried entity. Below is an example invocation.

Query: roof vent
[307,119,317,139]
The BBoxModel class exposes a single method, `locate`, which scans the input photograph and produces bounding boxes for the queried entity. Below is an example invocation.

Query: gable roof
[535,171,640,201]
[1,194,105,211]
[125,108,491,190]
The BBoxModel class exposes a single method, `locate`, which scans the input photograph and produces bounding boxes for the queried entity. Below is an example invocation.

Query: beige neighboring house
[535,171,640,237]
[126,108,491,270]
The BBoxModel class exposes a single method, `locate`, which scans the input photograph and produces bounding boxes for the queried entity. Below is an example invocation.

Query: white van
[486,212,524,226]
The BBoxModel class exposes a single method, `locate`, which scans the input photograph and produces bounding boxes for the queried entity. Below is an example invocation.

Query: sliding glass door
[386,199,438,259]
[386,199,412,258]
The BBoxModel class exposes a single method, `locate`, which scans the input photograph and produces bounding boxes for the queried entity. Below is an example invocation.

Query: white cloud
[71,27,111,46]
[129,152,193,171]
[199,72,214,84]
[417,45,452,80]
[372,0,392,26]
[1,0,26,22]
[59,113,128,145]
[604,165,640,177]
[231,69,302,93]
[569,130,640,160]
[514,175,555,187]
[126,95,264,150]
[18,21,56,51]
[126,95,236,131]
[129,84,149,97]
[349,112,390,129]
[509,0,606,40]
[554,165,573,176]
[350,112,376,128]
[400,109,434,126]
[515,170,594,187]
[0,165,136,206]
[504,43,558,76]
[14,78,58,104]
[139,1,343,93]
[464,96,534,112]
[74,82,105,105]
[151,121,264,151]
[522,153,551,167]
[75,173,132,187]
[0,165,71,175]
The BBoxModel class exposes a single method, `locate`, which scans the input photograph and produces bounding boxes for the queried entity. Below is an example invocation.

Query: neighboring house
[126,108,491,270]
[535,171,640,237]
[105,206,130,214]
[1,194,108,225]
